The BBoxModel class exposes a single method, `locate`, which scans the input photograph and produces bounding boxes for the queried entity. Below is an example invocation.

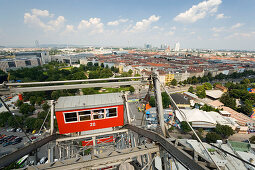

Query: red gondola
[55,93,124,134]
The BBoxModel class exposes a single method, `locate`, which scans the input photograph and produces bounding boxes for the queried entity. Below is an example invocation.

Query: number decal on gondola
[90,122,96,127]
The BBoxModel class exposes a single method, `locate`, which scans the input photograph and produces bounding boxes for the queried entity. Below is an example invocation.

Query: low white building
[175,109,217,128]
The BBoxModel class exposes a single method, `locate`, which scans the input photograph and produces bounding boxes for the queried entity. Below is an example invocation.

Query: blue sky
[0,0,254,50]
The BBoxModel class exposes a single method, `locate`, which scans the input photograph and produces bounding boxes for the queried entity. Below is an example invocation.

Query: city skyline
[0,0,255,50]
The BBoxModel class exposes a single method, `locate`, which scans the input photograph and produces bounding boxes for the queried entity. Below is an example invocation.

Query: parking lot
[0,128,36,157]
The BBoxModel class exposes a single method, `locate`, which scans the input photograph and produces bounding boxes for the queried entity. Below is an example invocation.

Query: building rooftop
[175,109,217,128]
[205,90,224,99]
[55,93,123,111]
[208,100,224,108]
[170,93,190,105]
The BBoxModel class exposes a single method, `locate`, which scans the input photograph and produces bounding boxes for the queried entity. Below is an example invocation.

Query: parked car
[6,128,13,132]
[3,142,12,147]
[16,128,23,132]
[34,133,41,137]
[39,157,48,164]
[12,140,21,145]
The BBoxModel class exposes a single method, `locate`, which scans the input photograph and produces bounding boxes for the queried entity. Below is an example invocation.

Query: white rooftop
[55,93,123,111]
[206,90,224,99]
[175,109,216,128]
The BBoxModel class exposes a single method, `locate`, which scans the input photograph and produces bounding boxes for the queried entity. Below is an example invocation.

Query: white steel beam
[3,77,147,86]
[10,81,144,93]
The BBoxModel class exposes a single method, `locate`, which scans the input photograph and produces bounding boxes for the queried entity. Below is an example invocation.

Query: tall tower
[174,42,180,52]
[35,40,40,48]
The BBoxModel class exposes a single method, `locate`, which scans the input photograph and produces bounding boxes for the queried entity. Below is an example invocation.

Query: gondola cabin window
[92,109,105,120]
[79,110,91,121]
[106,108,117,117]
[64,112,78,123]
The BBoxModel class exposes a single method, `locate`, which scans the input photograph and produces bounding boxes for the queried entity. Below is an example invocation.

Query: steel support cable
[158,80,221,170]
[0,97,32,142]
[38,108,51,135]
[209,143,255,168]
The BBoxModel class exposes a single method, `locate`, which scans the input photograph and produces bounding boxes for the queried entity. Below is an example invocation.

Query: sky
[0,0,254,50]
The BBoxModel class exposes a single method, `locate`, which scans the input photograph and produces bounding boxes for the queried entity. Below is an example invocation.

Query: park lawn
[59,67,72,70]
[99,87,130,93]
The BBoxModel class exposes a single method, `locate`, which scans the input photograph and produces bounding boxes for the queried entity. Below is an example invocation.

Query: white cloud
[31,9,51,17]
[216,13,229,19]
[174,0,222,23]
[231,23,244,29]
[128,15,160,32]
[170,26,176,30]
[78,18,104,34]
[107,18,128,26]
[64,25,75,33]
[226,32,255,39]
[166,31,175,36]
[48,16,65,28]
[211,27,225,32]
[213,33,219,37]
[24,9,65,32]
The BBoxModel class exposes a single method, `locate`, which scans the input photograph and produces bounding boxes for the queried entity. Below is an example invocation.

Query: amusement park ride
[0,73,244,170]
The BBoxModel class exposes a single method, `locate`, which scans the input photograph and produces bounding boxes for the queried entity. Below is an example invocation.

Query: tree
[249,136,255,144]
[19,103,35,116]
[128,69,133,76]
[16,100,23,107]
[0,112,12,127]
[129,86,135,93]
[206,132,222,143]
[241,78,250,84]
[33,119,44,130]
[203,82,212,90]
[148,93,170,109]
[213,82,222,88]
[181,121,192,133]
[25,117,36,130]
[87,62,93,67]
[239,100,253,115]
[214,124,234,139]
[42,103,50,112]
[100,63,104,68]
[7,116,23,128]
[121,72,131,77]
[200,104,219,112]
[220,93,236,109]
[149,96,156,107]
[188,86,194,93]
[51,91,61,100]
[82,88,97,95]
[171,79,177,86]
[196,86,206,98]
[0,70,7,83]
[29,96,36,106]
[36,97,43,106]
[162,92,171,108]
[38,111,49,120]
